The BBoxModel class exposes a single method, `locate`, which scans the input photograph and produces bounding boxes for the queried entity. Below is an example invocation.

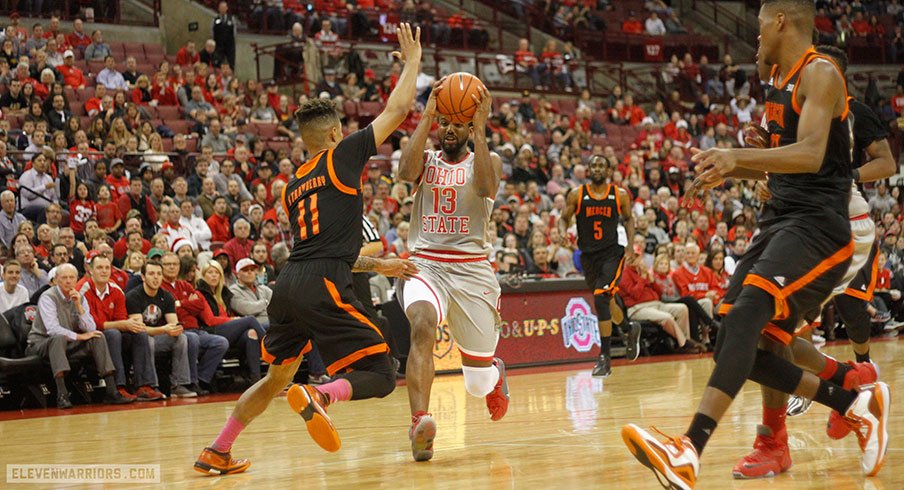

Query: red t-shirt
[68,196,96,235]
[113,236,151,260]
[95,201,122,229]
[106,175,130,200]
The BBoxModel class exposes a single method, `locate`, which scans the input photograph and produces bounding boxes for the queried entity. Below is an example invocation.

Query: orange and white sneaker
[827,361,880,440]
[485,358,509,421]
[731,425,792,479]
[622,424,699,490]
[409,412,437,462]
[844,381,890,476]
[287,384,341,452]
[193,447,251,476]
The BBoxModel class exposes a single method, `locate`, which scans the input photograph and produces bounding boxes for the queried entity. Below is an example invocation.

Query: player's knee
[462,365,498,398]
[368,354,397,398]
[594,293,612,322]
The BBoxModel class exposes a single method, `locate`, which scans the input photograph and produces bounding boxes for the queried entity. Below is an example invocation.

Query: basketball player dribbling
[397,76,509,462]
[621,2,890,488]
[193,24,424,475]
[558,155,641,377]
[729,44,897,480]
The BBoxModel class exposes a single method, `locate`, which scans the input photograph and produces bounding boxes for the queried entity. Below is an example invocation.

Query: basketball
[435,72,486,124]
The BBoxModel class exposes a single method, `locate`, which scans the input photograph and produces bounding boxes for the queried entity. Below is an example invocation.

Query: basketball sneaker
[625,322,642,362]
[409,412,437,462]
[486,357,509,421]
[193,447,251,476]
[786,395,813,417]
[621,424,699,490]
[731,425,792,479]
[592,354,611,377]
[827,361,880,440]
[287,384,341,452]
[843,381,890,476]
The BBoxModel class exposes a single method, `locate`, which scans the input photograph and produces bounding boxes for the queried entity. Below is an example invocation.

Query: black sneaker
[625,322,642,362]
[103,391,135,405]
[190,383,210,396]
[57,393,73,409]
[591,354,611,377]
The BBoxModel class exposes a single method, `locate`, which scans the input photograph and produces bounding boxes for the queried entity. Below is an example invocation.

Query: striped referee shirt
[362,216,381,244]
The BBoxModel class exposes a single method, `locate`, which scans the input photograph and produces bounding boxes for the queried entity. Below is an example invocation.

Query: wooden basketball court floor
[4,338,904,489]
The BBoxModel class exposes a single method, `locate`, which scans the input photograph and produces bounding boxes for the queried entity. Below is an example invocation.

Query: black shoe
[191,383,210,396]
[57,393,73,409]
[102,391,135,405]
[591,355,611,377]
[625,321,642,362]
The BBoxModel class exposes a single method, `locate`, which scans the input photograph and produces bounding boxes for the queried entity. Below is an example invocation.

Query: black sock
[855,350,871,363]
[600,336,611,357]
[685,413,717,455]
[55,376,68,397]
[104,375,117,396]
[812,379,858,414]
[830,361,854,386]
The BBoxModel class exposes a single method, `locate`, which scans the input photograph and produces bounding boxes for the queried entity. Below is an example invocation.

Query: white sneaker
[622,424,699,489]
[844,382,891,476]
[812,334,826,345]
[786,395,813,417]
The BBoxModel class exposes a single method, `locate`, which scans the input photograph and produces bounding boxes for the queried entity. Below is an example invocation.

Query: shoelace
[651,426,688,451]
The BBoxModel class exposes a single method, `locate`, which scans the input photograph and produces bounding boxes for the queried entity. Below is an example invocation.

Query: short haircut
[294,98,340,144]
[815,44,848,74]
[4,259,21,270]
[762,0,816,30]
[142,259,163,276]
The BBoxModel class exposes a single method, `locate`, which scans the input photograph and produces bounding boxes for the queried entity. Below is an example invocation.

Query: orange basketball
[435,72,486,124]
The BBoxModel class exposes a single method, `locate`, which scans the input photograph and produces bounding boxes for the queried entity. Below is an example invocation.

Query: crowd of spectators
[812,0,904,62]
[0,7,903,409]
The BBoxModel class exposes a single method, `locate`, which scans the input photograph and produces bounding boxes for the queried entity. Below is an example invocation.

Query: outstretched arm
[353,255,419,280]
[371,23,422,147]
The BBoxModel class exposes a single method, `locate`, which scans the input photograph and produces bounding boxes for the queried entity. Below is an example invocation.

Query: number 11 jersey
[282,126,376,265]
[408,150,493,261]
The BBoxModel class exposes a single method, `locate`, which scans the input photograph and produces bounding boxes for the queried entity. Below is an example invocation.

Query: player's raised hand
[471,85,493,127]
[392,23,422,65]
[424,76,446,118]
[743,122,768,148]
[375,258,420,280]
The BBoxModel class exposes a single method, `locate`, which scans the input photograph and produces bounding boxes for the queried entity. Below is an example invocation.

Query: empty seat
[165,119,191,135]
[255,123,279,140]
[155,105,182,120]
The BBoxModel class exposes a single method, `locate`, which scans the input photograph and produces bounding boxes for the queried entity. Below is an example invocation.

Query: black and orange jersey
[575,183,622,254]
[762,47,852,223]
[282,126,377,264]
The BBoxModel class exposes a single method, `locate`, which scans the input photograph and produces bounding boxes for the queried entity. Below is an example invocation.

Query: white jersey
[408,150,493,261]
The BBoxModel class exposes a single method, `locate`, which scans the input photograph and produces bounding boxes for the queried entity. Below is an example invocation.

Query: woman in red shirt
[94,185,122,235]
[68,167,95,239]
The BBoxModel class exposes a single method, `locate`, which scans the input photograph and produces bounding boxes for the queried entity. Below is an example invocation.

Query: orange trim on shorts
[762,322,793,346]
[592,256,625,295]
[326,343,389,376]
[743,274,791,320]
[326,149,358,195]
[844,248,880,302]
[323,278,384,338]
[295,150,326,178]
[717,302,732,315]
[261,339,312,365]
[781,240,854,298]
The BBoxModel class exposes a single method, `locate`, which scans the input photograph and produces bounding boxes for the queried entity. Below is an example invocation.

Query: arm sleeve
[162,291,177,315]
[38,293,77,340]
[78,296,96,332]
[332,125,377,188]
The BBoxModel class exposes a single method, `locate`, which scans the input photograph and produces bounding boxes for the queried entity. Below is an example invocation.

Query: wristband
[852,168,860,183]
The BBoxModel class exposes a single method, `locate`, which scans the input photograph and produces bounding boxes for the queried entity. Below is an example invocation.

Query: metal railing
[0,1,161,27]
[687,0,758,49]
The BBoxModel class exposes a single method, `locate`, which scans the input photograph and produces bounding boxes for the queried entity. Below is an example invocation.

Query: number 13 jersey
[408,150,493,261]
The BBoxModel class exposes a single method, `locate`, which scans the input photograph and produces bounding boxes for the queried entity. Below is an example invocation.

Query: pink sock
[318,379,352,404]
[211,416,246,452]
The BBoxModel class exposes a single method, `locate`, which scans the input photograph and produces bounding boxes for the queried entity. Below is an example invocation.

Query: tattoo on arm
[352,256,379,272]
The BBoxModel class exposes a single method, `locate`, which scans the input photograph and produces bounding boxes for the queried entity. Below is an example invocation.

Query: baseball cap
[641,117,655,126]
[235,258,258,273]
[48,266,58,283]
[249,204,263,215]
[147,248,165,260]
[111,158,124,167]
[364,68,376,78]
[63,50,74,58]
[162,161,174,171]
[676,120,689,129]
